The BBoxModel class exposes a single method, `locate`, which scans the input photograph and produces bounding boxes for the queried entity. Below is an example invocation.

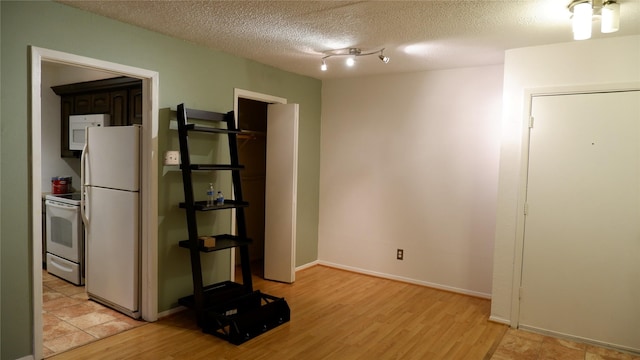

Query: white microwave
[69,114,110,150]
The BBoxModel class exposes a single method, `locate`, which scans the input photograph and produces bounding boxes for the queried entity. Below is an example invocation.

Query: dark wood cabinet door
[91,92,111,113]
[129,88,143,125]
[60,96,75,158]
[110,90,128,126]
[74,92,111,115]
[74,94,92,114]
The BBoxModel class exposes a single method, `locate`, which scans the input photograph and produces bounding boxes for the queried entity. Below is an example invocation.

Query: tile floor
[491,328,640,360]
[42,270,146,358]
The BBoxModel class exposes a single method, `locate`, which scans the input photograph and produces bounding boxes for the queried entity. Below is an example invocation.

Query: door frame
[510,81,640,328]
[30,46,159,359]
[231,89,296,282]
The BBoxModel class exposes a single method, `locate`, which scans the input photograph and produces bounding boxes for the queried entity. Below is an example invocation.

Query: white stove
[45,192,84,285]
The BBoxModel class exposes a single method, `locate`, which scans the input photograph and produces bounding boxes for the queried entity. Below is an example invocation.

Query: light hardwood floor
[46,264,640,360]
[49,265,507,359]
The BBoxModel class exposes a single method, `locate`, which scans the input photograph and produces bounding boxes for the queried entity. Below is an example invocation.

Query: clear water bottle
[206,183,215,206]
[216,191,224,205]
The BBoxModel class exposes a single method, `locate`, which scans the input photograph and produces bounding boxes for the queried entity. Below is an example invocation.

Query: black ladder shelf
[175,103,290,345]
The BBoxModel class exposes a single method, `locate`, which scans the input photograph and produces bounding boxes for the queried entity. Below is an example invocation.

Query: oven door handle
[45,200,75,210]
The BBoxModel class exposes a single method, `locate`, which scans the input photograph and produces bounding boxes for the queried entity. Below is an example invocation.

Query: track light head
[346,57,356,67]
[378,49,390,63]
[320,47,390,72]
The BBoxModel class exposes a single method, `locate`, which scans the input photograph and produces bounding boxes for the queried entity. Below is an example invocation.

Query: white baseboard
[16,355,34,360]
[157,305,187,319]
[489,315,511,325]
[296,260,319,272]
[158,260,492,318]
[318,261,492,299]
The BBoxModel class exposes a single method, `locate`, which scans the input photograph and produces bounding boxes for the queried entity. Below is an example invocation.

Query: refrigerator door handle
[80,130,89,227]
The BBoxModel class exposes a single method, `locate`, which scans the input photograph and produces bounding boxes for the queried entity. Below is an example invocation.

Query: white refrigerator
[81,125,141,319]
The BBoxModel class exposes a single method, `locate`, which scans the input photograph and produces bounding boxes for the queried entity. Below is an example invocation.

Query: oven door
[45,199,83,263]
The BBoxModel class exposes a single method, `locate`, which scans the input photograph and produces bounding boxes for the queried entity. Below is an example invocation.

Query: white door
[520,91,640,351]
[264,103,299,283]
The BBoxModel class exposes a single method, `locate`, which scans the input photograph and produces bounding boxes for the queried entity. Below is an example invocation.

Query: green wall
[0,2,3,357]
[0,1,320,358]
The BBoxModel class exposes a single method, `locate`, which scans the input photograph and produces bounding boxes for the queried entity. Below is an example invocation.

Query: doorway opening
[231,89,298,284]
[30,47,159,359]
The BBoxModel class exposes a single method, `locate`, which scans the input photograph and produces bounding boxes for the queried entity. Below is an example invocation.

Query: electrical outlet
[397,249,404,260]
[164,151,180,165]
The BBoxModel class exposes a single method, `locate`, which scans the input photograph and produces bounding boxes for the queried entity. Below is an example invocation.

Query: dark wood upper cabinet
[52,77,142,157]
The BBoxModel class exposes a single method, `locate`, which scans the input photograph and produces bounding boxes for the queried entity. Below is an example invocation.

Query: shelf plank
[179,200,249,211]
[183,164,244,171]
[184,108,227,122]
[179,234,252,252]
[185,124,241,134]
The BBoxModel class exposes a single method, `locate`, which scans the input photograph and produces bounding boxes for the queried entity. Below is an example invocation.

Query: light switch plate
[164,151,180,165]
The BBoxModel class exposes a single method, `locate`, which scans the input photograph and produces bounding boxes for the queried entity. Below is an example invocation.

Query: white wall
[319,65,503,297]
[491,35,640,324]
[41,63,114,193]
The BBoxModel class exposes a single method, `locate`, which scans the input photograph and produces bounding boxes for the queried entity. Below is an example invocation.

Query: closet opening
[236,98,268,277]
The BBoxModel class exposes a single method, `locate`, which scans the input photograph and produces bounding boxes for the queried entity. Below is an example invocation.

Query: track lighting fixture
[320,47,390,71]
[568,0,620,40]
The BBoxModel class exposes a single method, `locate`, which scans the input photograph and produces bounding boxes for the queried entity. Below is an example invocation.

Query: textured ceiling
[56,0,640,79]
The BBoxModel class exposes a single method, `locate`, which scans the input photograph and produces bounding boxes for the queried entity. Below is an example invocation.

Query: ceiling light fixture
[378,49,390,64]
[320,47,390,71]
[568,0,620,40]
